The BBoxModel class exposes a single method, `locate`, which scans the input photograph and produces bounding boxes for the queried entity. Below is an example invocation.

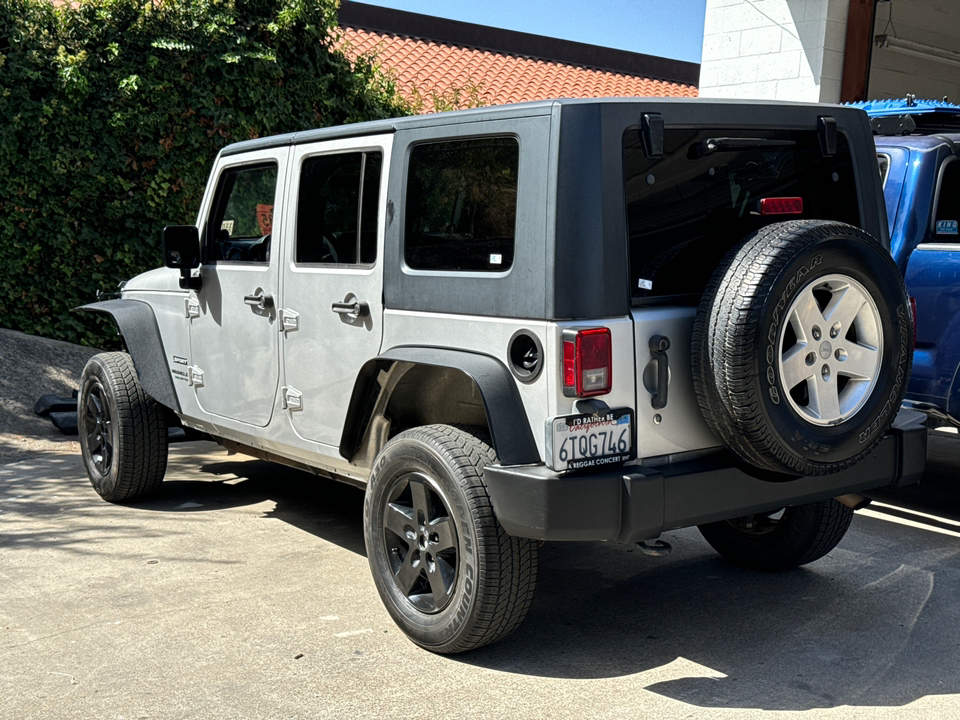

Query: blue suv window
[934,159,959,240]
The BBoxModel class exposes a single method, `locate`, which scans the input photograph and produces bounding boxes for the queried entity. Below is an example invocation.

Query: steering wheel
[322,235,339,264]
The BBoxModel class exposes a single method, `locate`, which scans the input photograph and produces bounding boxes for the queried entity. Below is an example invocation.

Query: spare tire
[692,220,912,476]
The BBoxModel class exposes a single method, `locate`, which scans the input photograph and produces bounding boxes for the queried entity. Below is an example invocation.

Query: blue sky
[350,0,709,64]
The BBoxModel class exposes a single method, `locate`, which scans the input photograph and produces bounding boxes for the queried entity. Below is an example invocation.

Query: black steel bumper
[482,408,927,544]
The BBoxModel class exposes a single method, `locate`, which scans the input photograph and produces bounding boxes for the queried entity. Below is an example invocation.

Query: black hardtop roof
[220,97,870,157]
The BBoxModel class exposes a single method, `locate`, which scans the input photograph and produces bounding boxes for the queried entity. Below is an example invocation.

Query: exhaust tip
[835,493,872,511]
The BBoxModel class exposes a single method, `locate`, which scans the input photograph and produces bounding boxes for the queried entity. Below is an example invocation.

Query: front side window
[206,163,278,263]
[296,151,383,265]
[404,137,519,272]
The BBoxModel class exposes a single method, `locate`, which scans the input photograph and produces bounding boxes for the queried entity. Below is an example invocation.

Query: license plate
[547,408,634,471]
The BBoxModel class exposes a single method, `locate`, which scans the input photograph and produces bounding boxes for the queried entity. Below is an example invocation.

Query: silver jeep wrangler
[78,99,925,653]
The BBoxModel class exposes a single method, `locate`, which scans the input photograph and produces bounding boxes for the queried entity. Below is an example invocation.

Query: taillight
[562,327,612,397]
[758,197,803,215]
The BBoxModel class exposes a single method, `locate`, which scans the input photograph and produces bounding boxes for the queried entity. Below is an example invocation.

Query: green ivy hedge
[0,0,408,345]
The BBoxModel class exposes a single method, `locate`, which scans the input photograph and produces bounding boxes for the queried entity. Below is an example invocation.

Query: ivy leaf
[1,0,409,346]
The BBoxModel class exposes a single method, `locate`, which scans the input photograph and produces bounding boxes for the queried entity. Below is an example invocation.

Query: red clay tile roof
[338,26,698,113]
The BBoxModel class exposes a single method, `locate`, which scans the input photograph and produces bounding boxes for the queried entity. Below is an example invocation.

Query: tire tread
[80,352,168,502]
[691,220,910,476]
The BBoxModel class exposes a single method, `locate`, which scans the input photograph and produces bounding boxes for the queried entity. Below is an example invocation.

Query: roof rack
[850,98,960,136]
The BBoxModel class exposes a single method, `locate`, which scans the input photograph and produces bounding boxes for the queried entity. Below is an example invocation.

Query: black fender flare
[75,299,181,413]
[340,346,540,466]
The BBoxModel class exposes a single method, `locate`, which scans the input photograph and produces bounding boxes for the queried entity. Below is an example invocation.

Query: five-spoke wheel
[778,274,882,426]
[83,380,115,479]
[382,472,459,613]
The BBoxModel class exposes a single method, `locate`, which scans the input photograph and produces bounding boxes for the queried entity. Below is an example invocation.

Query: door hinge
[280,308,300,332]
[282,386,303,411]
[184,296,201,319]
[188,365,204,387]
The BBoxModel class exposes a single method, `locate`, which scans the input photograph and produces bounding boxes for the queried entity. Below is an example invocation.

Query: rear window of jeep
[404,137,519,272]
[624,128,860,300]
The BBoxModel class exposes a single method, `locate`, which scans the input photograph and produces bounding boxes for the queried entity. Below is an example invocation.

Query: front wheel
[698,499,854,571]
[78,352,168,503]
[364,425,538,653]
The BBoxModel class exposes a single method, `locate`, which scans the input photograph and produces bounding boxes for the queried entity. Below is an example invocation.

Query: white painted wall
[699,0,850,102]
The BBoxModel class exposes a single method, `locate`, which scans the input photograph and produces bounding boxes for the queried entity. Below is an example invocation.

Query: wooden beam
[840,0,877,103]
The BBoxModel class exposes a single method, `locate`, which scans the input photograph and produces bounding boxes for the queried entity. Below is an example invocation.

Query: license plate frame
[546,407,634,472]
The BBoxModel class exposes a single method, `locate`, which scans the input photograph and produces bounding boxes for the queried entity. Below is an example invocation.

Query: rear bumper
[482,408,927,543]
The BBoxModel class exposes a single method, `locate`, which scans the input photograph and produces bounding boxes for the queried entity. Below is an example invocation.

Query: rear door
[279,135,392,447]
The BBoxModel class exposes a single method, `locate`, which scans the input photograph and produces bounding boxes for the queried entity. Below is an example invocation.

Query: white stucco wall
[699,0,850,102]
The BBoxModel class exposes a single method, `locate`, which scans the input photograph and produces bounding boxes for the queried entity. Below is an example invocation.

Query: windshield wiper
[697,137,797,156]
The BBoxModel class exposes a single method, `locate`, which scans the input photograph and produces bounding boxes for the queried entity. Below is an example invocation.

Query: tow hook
[636,538,672,556]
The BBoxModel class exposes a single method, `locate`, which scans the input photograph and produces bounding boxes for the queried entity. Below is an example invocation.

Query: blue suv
[858,99,960,429]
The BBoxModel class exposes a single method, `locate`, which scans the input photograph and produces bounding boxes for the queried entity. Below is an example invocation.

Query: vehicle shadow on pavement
[125,456,368,557]
[23,441,957,711]
[114,444,960,711]
[457,511,960,711]
[150,452,960,712]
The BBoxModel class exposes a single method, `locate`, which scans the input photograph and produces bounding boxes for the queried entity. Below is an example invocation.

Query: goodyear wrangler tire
[692,220,912,476]
[364,425,538,653]
[78,352,168,502]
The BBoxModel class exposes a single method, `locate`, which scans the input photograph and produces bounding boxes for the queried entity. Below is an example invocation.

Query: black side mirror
[162,225,202,290]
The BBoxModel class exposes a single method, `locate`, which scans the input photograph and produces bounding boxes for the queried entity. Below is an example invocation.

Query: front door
[279,136,392,447]
[189,148,288,427]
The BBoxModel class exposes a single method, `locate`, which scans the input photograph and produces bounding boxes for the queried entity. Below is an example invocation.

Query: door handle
[244,293,274,311]
[332,300,369,319]
[649,335,670,410]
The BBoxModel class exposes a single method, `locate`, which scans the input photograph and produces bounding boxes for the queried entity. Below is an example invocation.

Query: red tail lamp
[562,327,612,397]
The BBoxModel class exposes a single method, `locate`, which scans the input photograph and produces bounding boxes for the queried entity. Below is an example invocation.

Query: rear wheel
[698,499,854,571]
[364,425,538,653]
[78,352,168,503]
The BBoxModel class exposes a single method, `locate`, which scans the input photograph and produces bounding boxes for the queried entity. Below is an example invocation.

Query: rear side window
[404,137,519,272]
[933,158,959,240]
[206,163,278,263]
[296,151,382,265]
[624,128,860,300]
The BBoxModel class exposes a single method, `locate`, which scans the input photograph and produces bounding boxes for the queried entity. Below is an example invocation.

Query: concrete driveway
[2,436,960,719]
